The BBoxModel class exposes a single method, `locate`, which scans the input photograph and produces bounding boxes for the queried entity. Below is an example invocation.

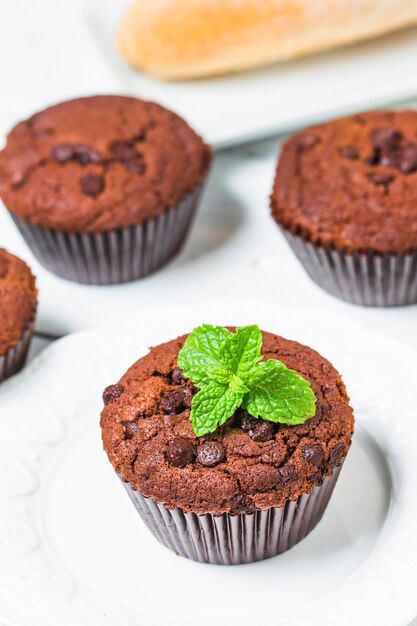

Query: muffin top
[0,95,211,233]
[101,330,354,515]
[0,249,37,357]
[271,110,417,254]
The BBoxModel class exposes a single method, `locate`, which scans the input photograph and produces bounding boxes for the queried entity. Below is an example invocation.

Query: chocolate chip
[249,421,275,442]
[102,383,124,404]
[125,156,146,174]
[236,410,275,442]
[230,494,256,515]
[182,387,193,409]
[197,441,226,467]
[296,134,319,151]
[53,143,103,164]
[278,465,298,485]
[52,144,74,163]
[73,144,103,164]
[371,128,403,150]
[339,146,359,160]
[123,421,138,439]
[109,140,146,174]
[236,409,256,431]
[329,443,345,466]
[400,145,417,174]
[166,438,196,468]
[80,173,105,197]
[109,140,137,162]
[301,443,324,466]
[171,367,187,386]
[379,151,401,168]
[368,172,394,186]
[160,389,186,415]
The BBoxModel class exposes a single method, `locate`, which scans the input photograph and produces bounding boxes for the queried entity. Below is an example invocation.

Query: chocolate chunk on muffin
[271,110,417,306]
[101,326,354,564]
[0,95,211,284]
[0,249,37,382]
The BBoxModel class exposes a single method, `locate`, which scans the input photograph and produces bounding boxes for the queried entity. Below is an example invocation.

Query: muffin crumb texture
[0,95,211,232]
[101,331,354,515]
[0,249,37,356]
[271,110,417,254]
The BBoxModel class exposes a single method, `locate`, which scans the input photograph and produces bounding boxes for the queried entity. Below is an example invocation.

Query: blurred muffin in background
[0,95,211,284]
[271,109,417,306]
[0,248,37,383]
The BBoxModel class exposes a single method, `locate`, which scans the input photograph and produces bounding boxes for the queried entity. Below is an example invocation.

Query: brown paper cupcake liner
[121,464,342,565]
[0,317,36,384]
[9,185,203,285]
[281,228,417,307]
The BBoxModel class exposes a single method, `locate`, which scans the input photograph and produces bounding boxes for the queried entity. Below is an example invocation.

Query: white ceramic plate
[0,299,416,626]
[84,0,417,147]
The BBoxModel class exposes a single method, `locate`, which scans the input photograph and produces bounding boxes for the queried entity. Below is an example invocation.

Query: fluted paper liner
[9,185,203,285]
[121,465,342,565]
[0,318,35,383]
[281,228,417,307]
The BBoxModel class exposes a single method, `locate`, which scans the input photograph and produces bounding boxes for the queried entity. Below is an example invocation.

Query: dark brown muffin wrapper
[281,228,417,307]
[9,184,204,285]
[0,317,35,384]
[121,464,342,565]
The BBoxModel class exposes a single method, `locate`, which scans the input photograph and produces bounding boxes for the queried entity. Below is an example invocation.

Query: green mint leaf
[205,366,233,385]
[205,367,249,394]
[177,324,231,386]
[220,325,263,381]
[190,381,244,437]
[243,359,316,426]
[229,374,250,394]
[178,324,316,436]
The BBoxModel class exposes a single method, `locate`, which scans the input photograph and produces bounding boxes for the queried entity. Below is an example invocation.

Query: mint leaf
[243,360,316,425]
[190,381,244,437]
[177,324,316,437]
[178,324,231,386]
[228,374,250,395]
[220,325,262,381]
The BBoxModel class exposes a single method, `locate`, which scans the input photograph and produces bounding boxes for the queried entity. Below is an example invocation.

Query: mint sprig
[177,324,316,437]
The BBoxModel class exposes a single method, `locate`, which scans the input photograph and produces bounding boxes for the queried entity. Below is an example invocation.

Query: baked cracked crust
[0,95,211,233]
[0,248,37,357]
[101,330,354,515]
[271,110,417,254]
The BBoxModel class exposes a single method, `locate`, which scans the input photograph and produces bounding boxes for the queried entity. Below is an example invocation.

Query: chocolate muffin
[101,328,354,565]
[0,249,37,382]
[271,110,417,306]
[0,95,211,284]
